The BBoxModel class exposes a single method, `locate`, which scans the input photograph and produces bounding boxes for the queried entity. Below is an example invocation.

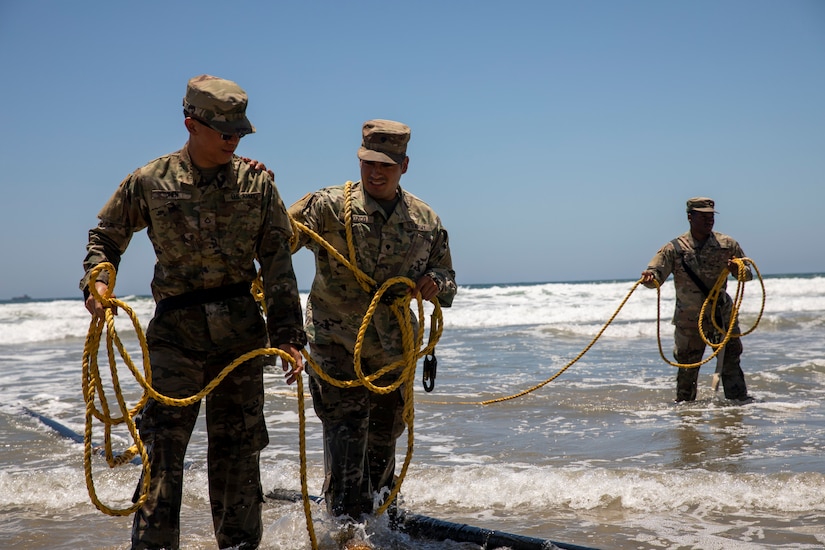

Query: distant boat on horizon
[10,294,33,302]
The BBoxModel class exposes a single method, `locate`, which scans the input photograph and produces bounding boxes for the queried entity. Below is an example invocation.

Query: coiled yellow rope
[290,181,443,521]
[81,180,444,548]
[81,263,150,516]
[81,263,301,516]
[423,257,764,407]
[82,209,759,547]
[655,257,765,368]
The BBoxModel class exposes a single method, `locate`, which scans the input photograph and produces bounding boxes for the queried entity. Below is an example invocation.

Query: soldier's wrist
[426,273,443,293]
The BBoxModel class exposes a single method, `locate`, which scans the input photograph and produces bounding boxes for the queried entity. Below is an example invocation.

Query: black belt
[155,282,252,317]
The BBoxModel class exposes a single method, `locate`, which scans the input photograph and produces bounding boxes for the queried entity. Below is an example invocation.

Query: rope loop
[658,257,765,369]
[81,205,766,549]
[82,178,446,548]
[423,258,765,408]
[291,181,445,520]
[81,263,300,521]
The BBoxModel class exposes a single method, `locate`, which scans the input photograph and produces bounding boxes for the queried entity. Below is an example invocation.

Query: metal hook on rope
[422,353,437,392]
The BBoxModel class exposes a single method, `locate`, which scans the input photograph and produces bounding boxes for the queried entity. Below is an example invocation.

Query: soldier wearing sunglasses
[81,74,306,550]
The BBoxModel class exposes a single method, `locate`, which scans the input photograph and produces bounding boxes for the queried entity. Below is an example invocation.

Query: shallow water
[1,275,824,549]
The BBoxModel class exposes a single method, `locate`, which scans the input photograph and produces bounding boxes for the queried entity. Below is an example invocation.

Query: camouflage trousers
[673,324,748,402]
[307,342,406,520]
[130,335,269,550]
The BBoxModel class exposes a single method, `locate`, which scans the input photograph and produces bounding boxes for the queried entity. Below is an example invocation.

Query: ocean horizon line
[2,271,823,303]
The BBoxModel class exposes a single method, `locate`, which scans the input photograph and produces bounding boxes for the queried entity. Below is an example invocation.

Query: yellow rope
[423,257,765,407]
[655,257,765,369]
[83,209,759,546]
[291,181,443,520]
[423,278,646,407]
[293,368,316,549]
[82,179,444,547]
[80,264,302,522]
[82,263,150,516]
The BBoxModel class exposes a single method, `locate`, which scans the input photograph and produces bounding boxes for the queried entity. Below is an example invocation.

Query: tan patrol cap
[357,119,410,165]
[686,197,718,213]
[182,75,255,136]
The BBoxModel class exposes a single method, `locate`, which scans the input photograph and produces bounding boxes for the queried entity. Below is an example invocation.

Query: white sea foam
[1,275,822,345]
[1,274,824,549]
[400,463,825,514]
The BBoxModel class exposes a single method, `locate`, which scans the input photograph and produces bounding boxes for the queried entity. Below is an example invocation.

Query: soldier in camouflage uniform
[81,75,306,550]
[289,119,457,520]
[641,197,752,403]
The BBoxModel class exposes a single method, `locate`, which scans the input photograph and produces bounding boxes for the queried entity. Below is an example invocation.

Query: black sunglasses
[191,117,249,141]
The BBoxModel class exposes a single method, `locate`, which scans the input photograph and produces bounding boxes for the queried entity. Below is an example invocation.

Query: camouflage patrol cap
[357,119,410,165]
[182,75,255,136]
[686,197,718,213]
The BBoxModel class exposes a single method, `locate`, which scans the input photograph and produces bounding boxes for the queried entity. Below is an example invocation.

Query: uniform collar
[688,230,719,250]
[356,181,410,221]
[178,144,238,189]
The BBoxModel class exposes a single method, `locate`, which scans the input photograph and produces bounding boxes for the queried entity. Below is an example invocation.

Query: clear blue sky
[1,1,823,299]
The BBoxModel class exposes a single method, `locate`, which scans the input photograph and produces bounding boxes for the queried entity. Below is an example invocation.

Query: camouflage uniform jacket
[289,181,457,357]
[81,145,306,349]
[643,231,752,329]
